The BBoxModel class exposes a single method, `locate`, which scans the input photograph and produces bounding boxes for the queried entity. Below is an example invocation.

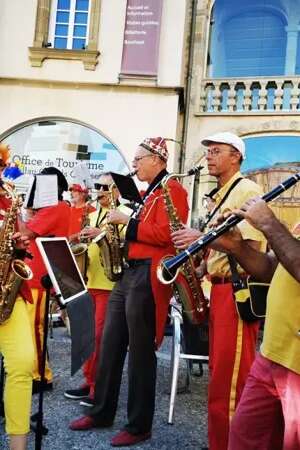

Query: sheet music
[33,174,58,208]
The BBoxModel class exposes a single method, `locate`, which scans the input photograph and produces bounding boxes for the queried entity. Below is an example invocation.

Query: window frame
[48,0,91,50]
[28,0,100,70]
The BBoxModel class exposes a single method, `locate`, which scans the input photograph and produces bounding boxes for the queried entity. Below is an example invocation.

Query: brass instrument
[71,202,90,281]
[156,166,207,324]
[0,182,33,324]
[96,182,124,282]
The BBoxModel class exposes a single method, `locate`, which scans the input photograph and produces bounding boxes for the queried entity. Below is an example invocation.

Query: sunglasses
[94,183,109,191]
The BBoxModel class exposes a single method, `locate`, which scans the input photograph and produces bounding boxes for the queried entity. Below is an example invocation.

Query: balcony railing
[197,76,300,114]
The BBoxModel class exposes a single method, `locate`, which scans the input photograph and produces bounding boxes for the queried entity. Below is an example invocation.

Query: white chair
[167,302,209,424]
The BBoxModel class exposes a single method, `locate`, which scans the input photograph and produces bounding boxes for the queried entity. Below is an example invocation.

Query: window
[208,0,289,78]
[0,118,128,190]
[49,0,90,50]
[29,0,100,70]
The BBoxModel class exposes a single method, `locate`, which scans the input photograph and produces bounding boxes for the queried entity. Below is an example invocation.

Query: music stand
[110,172,143,205]
[31,238,95,450]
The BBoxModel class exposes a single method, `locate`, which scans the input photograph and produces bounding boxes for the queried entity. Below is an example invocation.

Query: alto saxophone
[156,168,207,324]
[96,182,124,282]
[71,202,91,281]
[0,182,33,324]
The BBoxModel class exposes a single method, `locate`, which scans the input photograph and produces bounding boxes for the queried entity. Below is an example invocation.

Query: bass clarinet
[158,172,300,284]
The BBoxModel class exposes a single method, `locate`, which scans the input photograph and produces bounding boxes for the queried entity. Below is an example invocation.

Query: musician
[0,144,34,450]
[210,199,300,450]
[68,183,95,242]
[64,174,124,405]
[69,137,189,446]
[18,167,70,393]
[172,132,266,450]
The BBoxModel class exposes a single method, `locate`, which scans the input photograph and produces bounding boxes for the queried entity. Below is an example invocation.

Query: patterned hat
[0,144,10,166]
[140,137,168,162]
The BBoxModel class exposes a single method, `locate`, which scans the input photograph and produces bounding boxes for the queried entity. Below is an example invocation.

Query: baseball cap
[69,183,88,194]
[201,132,246,160]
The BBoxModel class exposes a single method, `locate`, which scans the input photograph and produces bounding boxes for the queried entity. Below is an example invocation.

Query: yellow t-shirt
[207,171,266,277]
[86,205,128,290]
[261,225,300,374]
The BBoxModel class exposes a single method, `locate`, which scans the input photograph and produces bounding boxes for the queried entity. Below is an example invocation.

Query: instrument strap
[203,177,243,228]
[95,207,107,228]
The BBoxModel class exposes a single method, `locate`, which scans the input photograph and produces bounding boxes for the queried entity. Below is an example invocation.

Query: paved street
[0,325,208,450]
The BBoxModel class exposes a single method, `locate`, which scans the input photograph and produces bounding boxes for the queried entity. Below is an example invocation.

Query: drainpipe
[179,0,198,173]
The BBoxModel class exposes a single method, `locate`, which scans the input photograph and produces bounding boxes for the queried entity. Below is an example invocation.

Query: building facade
[0,0,189,187]
[184,0,300,229]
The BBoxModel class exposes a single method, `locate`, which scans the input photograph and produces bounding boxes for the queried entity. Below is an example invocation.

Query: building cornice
[0,77,183,93]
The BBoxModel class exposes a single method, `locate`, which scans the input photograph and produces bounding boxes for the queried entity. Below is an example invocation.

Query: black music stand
[31,275,58,450]
[31,273,95,450]
[110,172,143,205]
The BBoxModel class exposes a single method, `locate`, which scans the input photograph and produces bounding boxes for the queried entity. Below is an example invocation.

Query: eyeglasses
[132,155,153,163]
[204,148,238,157]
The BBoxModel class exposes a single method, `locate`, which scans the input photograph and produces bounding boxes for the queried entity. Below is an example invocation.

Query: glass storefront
[0,118,129,191]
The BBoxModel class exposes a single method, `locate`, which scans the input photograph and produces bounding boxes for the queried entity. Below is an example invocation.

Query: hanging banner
[120,0,163,76]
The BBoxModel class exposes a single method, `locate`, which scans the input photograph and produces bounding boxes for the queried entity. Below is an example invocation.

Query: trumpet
[158,172,300,284]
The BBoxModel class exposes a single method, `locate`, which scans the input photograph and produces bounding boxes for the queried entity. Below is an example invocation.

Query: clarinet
[159,172,300,283]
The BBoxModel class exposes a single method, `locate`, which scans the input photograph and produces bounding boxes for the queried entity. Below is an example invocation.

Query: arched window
[0,118,128,191]
[208,0,288,77]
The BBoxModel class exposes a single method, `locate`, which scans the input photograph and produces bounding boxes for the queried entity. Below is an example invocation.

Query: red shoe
[69,416,96,431]
[111,430,151,447]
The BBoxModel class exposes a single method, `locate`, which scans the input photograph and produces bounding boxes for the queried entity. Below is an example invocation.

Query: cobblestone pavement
[0,325,208,450]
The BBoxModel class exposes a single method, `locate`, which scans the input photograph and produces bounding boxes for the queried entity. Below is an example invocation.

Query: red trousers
[208,283,259,450]
[229,353,300,450]
[83,289,110,397]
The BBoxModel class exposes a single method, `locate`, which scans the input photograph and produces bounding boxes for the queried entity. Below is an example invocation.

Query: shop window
[28,0,100,70]
[0,118,128,192]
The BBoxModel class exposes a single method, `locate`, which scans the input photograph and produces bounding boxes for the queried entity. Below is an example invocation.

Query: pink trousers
[229,352,300,450]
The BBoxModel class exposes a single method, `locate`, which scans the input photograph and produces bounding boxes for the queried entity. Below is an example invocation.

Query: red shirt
[127,178,189,346]
[26,201,71,288]
[68,204,96,237]
[0,194,11,220]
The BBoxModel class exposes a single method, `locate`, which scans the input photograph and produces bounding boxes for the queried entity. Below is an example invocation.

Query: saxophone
[95,182,124,282]
[71,202,90,281]
[156,169,207,324]
[0,182,33,324]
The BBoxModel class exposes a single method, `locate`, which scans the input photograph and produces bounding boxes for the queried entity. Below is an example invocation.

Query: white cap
[201,132,246,160]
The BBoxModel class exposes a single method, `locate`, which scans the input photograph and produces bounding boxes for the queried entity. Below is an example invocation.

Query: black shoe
[64,386,90,400]
[79,397,95,407]
[32,380,53,395]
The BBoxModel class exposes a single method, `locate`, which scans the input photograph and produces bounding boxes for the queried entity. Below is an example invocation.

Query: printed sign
[120,0,163,76]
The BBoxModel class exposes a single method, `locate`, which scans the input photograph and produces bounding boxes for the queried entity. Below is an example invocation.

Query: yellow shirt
[261,225,300,374]
[86,204,129,290]
[207,171,266,276]
[86,207,115,290]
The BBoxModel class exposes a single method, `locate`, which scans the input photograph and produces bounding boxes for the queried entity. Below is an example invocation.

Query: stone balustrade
[197,77,300,114]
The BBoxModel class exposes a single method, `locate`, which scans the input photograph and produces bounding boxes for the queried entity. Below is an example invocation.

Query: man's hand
[233,197,276,233]
[171,225,202,249]
[107,210,129,225]
[80,226,103,240]
[12,232,30,250]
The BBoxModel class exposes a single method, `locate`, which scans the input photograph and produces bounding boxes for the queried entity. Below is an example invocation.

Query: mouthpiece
[127,170,137,177]
[187,164,204,176]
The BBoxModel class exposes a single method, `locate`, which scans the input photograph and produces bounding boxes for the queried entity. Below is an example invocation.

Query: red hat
[140,137,168,162]
[69,183,88,194]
